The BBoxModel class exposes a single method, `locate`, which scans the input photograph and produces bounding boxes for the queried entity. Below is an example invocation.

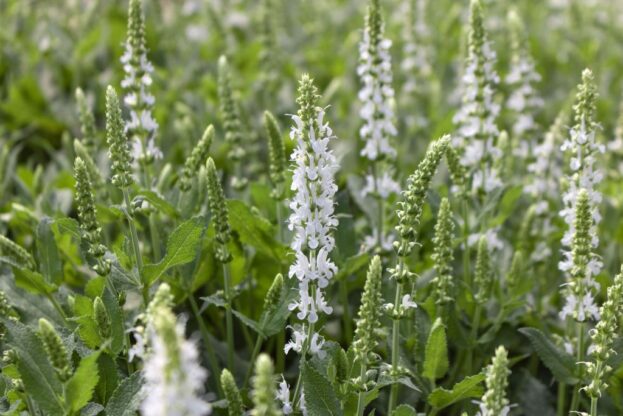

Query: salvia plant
[4,0,623,415]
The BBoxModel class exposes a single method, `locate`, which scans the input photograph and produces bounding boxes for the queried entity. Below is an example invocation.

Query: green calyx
[93,297,112,340]
[206,158,232,263]
[39,319,72,382]
[75,87,97,152]
[263,273,284,315]
[250,354,280,416]
[263,111,286,198]
[353,255,383,361]
[431,198,455,305]
[0,234,35,270]
[474,235,492,304]
[482,345,511,415]
[221,369,244,416]
[105,86,134,188]
[180,125,214,192]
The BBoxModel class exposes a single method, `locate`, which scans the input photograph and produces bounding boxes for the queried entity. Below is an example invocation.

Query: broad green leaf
[423,318,449,381]
[301,361,342,416]
[261,287,298,337]
[37,217,63,285]
[105,372,145,416]
[391,404,416,416]
[12,267,57,295]
[427,374,485,410]
[103,288,125,355]
[518,328,579,384]
[95,353,119,404]
[51,217,81,240]
[231,309,263,335]
[143,216,207,285]
[227,200,287,261]
[66,351,101,412]
[3,319,64,415]
[137,189,180,218]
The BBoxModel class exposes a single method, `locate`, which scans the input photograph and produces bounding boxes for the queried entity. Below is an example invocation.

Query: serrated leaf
[143,216,207,286]
[37,217,63,285]
[301,361,342,416]
[95,353,119,404]
[423,318,449,381]
[105,372,145,416]
[427,374,485,410]
[518,328,579,385]
[391,404,416,416]
[3,319,64,415]
[11,267,57,295]
[66,351,101,412]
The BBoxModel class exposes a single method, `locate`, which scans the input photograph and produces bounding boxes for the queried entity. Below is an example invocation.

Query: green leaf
[231,309,263,335]
[105,372,145,416]
[518,328,579,385]
[66,351,101,412]
[3,319,64,415]
[137,189,180,218]
[391,404,416,416]
[102,288,125,355]
[37,217,63,285]
[427,374,485,410]
[301,361,343,416]
[143,216,207,286]
[227,200,287,261]
[12,267,57,295]
[261,287,298,337]
[95,353,119,404]
[423,318,449,381]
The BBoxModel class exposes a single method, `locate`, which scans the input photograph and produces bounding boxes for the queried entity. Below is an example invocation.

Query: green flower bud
[394,135,449,259]
[250,354,280,416]
[445,145,467,197]
[481,346,511,416]
[206,158,232,263]
[353,255,383,361]
[105,86,134,188]
[180,125,214,192]
[263,273,284,315]
[506,250,523,291]
[218,55,247,191]
[147,283,174,322]
[296,74,320,134]
[73,139,105,191]
[431,198,455,305]
[75,88,98,152]
[127,0,147,62]
[74,157,110,275]
[38,319,72,382]
[474,235,492,304]
[573,69,598,131]
[263,111,286,199]
[221,369,244,416]
[93,297,112,340]
[0,235,35,270]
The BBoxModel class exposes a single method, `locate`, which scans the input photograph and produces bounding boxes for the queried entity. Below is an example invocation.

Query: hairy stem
[223,263,235,371]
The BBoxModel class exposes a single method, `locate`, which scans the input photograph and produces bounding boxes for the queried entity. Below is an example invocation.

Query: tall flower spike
[358,0,400,198]
[505,9,543,160]
[583,267,623,399]
[250,354,281,416]
[38,319,72,382]
[560,189,600,322]
[106,86,134,188]
[206,158,232,263]
[74,139,105,191]
[453,0,502,195]
[141,291,212,416]
[180,125,214,192]
[477,346,512,416]
[121,0,161,164]
[74,157,110,275]
[221,369,244,416]
[506,250,523,292]
[445,145,467,197]
[264,111,286,199]
[353,255,383,361]
[474,235,492,304]
[394,135,449,261]
[0,235,35,270]
[431,198,455,305]
[286,74,339,358]
[218,55,247,191]
[560,69,603,280]
[401,0,432,95]
[75,87,98,152]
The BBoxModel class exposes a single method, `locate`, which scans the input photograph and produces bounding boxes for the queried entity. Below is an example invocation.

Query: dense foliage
[2,0,623,415]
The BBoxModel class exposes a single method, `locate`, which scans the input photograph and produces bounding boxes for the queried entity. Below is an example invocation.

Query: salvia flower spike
[353,255,383,361]
[221,369,244,416]
[250,354,281,416]
[74,157,110,275]
[73,139,105,190]
[218,55,247,191]
[263,110,286,199]
[431,198,455,305]
[285,74,339,359]
[75,87,98,152]
[39,318,72,382]
[474,235,492,304]
[121,0,161,164]
[583,267,623,402]
[106,86,134,189]
[141,284,211,416]
[206,157,232,264]
[180,125,214,192]
[0,234,35,270]
[453,0,502,195]
[401,0,432,94]
[477,346,512,416]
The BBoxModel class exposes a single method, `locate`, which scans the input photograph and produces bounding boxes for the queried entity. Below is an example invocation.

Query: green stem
[339,278,352,344]
[148,213,161,261]
[46,294,67,323]
[387,281,404,414]
[356,360,368,416]
[461,199,471,287]
[188,294,223,396]
[466,303,482,375]
[276,199,285,244]
[557,381,566,416]
[122,188,146,304]
[292,319,316,409]
[276,329,285,374]
[570,321,585,412]
[590,396,598,416]
[223,263,235,371]
[243,331,265,389]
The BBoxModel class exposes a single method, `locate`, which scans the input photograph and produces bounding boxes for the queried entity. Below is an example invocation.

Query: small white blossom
[276,376,293,415]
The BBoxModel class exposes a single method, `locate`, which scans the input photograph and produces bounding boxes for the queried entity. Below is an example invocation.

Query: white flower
[401,294,417,310]
[361,171,401,199]
[276,376,293,415]
[468,228,504,251]
[559,292,600,322]
[361,229,395,252]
